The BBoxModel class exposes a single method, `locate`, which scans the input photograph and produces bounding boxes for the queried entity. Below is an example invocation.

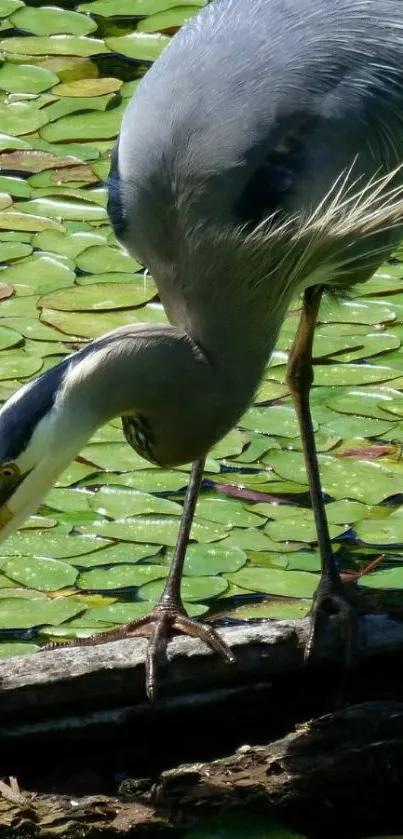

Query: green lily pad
[77,563,168,590]
[0,176,31,198]
[312,363,401,387]
[240,405,306,437]
[359,567,403,589]
[0,240,32,261]
[321,414,394,438]
[105,32,170,62]
[225,567,318,599]
[0,36,106,56]
[15,198,107,222]
[89,486,181,518]
[229,599,312,621]
[79,0,204,13]
[320,298,397,325]
[177,544,246,576]
[0,529,111,559]
[0,0,23,16]
[265,509,348,543]
[82,469,188,493]
[40,304,166,338]
[0,63,58,94]
[139,574,228,603]
[0,326,22,350]
[0,642,40,657]
[44,487,93,513]
[0,351,42,379]
[39,279,155,311]
[32,228,106,258]
[3,556,78,591]
[0,101,48,136]
[195,497,264,528]
[75,244,142,274]
[2,252,75,294]
[138,6,200,32]
[0,211,63,232]
[72,542,162,567]
[53,77,122,97]
[10,6,98,36]
[80,516,229,546]
[0,596,83,628]
[40,103,125,143]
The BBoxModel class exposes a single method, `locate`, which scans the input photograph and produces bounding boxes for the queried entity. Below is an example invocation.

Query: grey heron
[0,0,402,698]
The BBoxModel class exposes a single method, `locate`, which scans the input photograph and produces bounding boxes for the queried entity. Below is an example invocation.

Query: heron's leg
[46,459,235,699]
[287,286,356,661]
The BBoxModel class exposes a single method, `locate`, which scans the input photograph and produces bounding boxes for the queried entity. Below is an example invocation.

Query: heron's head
[0,354,97,543]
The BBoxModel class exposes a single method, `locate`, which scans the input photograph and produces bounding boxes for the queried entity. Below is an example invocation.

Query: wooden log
[1,700,403,837]
[1,614,403,728]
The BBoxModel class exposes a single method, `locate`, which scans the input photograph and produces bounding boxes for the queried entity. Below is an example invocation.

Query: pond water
[0,0,402,734]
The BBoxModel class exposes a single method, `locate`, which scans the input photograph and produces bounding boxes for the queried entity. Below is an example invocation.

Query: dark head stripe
[107,136,127,240]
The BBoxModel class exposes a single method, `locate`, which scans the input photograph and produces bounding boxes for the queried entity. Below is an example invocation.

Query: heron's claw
[44,606,236,701]
[305,575,358,666]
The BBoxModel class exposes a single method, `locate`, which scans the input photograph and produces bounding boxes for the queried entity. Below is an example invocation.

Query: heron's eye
[0,463,19,480]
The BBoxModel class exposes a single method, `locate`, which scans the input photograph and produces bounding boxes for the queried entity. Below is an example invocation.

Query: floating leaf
[0,351,42,380]
[105,32,170,62]
[0,241,32,261]
[0,101,48,136]
[240,405,306,437]
[75,244,142,274]
[138,6,200,32]
[0,529,111,559]
[195,496,264,528]
[80,516,229,546]
[225,567,318,599]
[39,280,155,311]
[15,198,107,222]
[0,596,83,628]
[89,486,181,518]
[10,6,98,36]
[77,563,168,590]
[72,542,161,567]
[0,63,58,94]
[0,326,22,350]
[139,575,228,603]
[3,556,78,591]
[53,77,122,97]
[0,36,106,56]
[0,642,40,657]
[41,103,125,143]
[229,599,312,621]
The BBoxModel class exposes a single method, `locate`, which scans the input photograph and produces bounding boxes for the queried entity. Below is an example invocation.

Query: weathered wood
[1,614,403,729]
[1,700,403,837]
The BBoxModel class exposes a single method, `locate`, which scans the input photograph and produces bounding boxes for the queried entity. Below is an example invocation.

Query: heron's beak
[0,472,31,537]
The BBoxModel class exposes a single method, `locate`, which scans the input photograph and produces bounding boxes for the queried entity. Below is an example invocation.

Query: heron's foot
[305,574,360,666]
[45,604,236,701]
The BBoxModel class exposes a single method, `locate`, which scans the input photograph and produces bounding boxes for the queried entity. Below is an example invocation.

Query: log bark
[1,613,403,729]
[1,700,403,838]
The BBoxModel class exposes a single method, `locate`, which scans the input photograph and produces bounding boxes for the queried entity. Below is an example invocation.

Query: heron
[0,0,402,698]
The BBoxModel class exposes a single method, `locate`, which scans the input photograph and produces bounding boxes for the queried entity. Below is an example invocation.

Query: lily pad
[77,563,168,590]
[0,642,40,657]
[139,574,228,603]
[3,556,78,591]
[10,6,98,36]
[75,244,142,274]
[39,280,155,311]
[0,35,106,56]
[105,32,170,62]
[89,486,181,518]
[0,101,48,136]
[80,516,229,546]
[0,351,42,380]
[53,77,122,97]
[225,567,318,599]
[40,103,125,143]
[0,63,58,94]
[0,596,83,628]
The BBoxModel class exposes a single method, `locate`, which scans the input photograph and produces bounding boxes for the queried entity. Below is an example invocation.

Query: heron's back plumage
[114,0,403,267]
